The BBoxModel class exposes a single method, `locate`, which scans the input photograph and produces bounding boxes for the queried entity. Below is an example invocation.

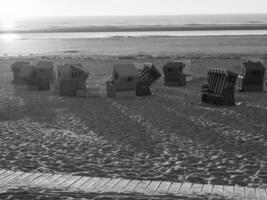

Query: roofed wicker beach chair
[107,64,139,98]
[11,61,35,84]
[136,63,161,96]
[201,69,238,106]
[56,63,89,96]
[163,61,186,87]
[238,61,265,92]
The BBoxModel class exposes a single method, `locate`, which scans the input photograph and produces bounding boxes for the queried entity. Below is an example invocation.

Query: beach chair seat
[136,63,161,96]
[238,61,265,92]
[201,69,237,105]
[163,61,186,87]
[106,64,139,98]
[27,68,50,91]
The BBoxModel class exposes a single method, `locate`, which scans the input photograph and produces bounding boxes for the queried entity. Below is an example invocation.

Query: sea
[1,14,267,56]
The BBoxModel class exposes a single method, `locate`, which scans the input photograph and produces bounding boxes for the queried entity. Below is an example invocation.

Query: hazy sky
[0,0,267,19]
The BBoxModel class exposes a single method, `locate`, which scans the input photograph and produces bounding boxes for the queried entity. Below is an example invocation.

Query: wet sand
[1,35,267,57]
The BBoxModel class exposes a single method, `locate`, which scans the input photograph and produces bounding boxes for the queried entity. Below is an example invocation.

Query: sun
[0,0,29,29]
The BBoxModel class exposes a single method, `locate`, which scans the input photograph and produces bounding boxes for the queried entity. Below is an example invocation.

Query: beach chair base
[27,83,50,91]
[239,85,264,92]
[27,85,40,91]
[136,81,151,96]
[60,79,77,97]
[201,92,235,106]
[106,81,136,98]
[12,78,29,85]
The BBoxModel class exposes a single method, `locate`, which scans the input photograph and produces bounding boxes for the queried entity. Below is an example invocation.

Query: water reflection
[1,33,20,42]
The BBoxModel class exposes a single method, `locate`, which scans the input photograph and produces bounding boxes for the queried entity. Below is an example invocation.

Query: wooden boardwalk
[0,170,266,199]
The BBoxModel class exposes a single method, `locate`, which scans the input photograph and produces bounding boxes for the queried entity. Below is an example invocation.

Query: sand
[0,36,267,199]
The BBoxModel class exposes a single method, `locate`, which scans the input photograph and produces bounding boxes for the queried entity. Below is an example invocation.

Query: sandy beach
[0,35,267,199]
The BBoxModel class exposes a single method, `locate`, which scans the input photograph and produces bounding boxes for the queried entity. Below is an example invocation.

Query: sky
[0,0,267,20]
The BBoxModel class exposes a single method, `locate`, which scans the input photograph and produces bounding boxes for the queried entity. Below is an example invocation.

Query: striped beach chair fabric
[202,69,237,105]
[136,63,161,96]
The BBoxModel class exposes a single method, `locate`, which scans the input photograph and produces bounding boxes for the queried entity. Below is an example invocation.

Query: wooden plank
[190,183,203,193]
[19,173,44,186]
[110,179,130,193]
[145,181,161,195]
[6,172,33,187]
[121,180,140,193]
[44,174,73,189]
[212,185,224,195]
[79,177,101,191]
[0,171,24,185]
[58,175,82,189]
[0,171,16,179]
[234,186,245,197]
[201,184,213,194]
[28,173,54,186]
[37,174,63,187]
[87,178,111,192]
[256,188,267,200]
[1,169,266,200]
[0,170,8,176]
[179,182,192,194]
[156,181,172,194]
[168,182,182,194]
[69,177,92,190]
[134,180,151,193]
[244,187,256,199]
[223,185,234,196]
[100,178,122,193]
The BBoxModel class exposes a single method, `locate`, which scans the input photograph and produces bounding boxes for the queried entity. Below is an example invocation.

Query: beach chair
[136,63,161,96]
[27,68,50,91]
[35,61,55,83]
[56,63,89,96]
[201,69,238,105]
[11,61,35,84]
[106,64,139,98]
[175,59,193,82]
[163,61,186,87]
[238,61,265,92]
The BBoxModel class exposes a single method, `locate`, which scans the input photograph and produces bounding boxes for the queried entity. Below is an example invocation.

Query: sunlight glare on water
[0,18,20,42]
[1,33,20,42]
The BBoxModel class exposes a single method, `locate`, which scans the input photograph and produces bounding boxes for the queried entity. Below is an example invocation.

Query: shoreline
[2,24,267,34]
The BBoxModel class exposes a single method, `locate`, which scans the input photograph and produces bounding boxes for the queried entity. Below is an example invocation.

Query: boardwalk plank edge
[0,170,265,199]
